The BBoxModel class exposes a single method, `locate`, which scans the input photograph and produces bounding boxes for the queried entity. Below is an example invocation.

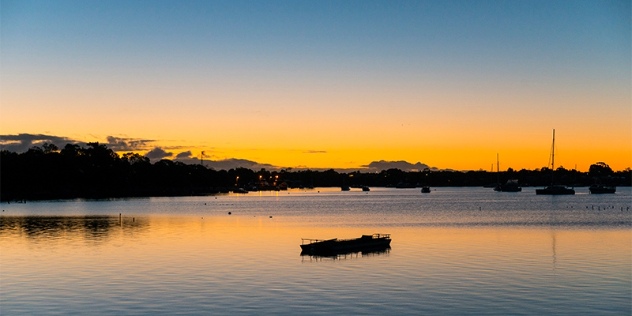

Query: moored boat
[421,186,431,193]
[300,233,391,256]
[536,129,575,195]
[536,185,575,195]
[589,184,616,194]
[492,154,522,192]
[232,187,248,194]
[494,179,522,192]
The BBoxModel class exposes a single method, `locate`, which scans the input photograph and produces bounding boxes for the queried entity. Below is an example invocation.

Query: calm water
[1,187,630,315]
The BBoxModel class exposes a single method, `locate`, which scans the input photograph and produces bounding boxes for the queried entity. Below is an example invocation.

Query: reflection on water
[1,188,630,315]
[301,247,391,261]
[0,215,149,243]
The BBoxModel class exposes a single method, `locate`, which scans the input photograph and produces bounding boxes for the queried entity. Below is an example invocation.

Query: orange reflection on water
[1,214,630,315]
[2,215,629,267]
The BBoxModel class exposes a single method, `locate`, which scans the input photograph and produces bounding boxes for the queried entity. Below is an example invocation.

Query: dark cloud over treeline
[1,133,438,172]
[0,134,80,153]
[0,134,156,153]
[363,160,437,172]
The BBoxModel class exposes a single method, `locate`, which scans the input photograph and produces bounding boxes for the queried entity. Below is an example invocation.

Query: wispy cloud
[106,136,155,151]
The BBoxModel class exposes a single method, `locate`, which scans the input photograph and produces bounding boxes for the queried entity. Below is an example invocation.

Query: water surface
[1,187,630,315]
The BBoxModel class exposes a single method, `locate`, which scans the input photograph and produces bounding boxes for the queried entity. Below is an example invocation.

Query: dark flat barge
[300,233,391,256]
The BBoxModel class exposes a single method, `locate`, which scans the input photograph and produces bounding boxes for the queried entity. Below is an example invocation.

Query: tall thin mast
[551,129,555,170]
[550,129,556,185]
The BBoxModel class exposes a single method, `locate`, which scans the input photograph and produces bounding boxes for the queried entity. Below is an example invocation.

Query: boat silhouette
[588,184,616,194]
[300,233,391,256]
[536,129,575,195]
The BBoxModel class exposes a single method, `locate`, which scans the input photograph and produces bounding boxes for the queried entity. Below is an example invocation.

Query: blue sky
[1,0,630,170]
[4,0,627,72]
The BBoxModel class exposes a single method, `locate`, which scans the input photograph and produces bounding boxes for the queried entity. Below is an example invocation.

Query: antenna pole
[497,153,500,173]
[496,153,500,183]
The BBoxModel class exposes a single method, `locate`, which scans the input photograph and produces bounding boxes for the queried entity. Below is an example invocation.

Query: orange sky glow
[1,1,630,171]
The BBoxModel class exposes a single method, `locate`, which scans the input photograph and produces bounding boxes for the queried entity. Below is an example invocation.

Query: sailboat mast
[551,129,555,170]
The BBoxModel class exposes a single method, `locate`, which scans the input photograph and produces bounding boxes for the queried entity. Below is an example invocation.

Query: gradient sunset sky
[1,0,630,171]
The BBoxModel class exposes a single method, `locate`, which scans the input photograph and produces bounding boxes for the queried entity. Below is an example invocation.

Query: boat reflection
[301,246,391,261]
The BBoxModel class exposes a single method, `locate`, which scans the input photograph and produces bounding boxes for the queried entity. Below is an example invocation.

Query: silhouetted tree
[589,162,613,177]
[42,143,59,154]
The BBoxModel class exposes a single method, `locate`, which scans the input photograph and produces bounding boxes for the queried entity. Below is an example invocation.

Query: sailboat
[588,184,616,194]
[535,129,575,195]
[493,153,522,192]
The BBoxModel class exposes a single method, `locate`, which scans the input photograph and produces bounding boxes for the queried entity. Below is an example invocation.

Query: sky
[1,0,630,171]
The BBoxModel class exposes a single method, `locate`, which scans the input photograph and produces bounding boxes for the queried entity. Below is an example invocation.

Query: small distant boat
[232,187,248,194]
[395,182,416,189]
[421,186,431,193]
[492,154,522,192]
[362,186,370,192]
[341,186,350,191]
[300,233,391,256]
[536,185,575,195]
[536,129,575,195]
[589,184,616,194]
[494,180,522,192]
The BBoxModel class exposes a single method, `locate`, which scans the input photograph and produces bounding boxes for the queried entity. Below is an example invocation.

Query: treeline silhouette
[1,143,629,201]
